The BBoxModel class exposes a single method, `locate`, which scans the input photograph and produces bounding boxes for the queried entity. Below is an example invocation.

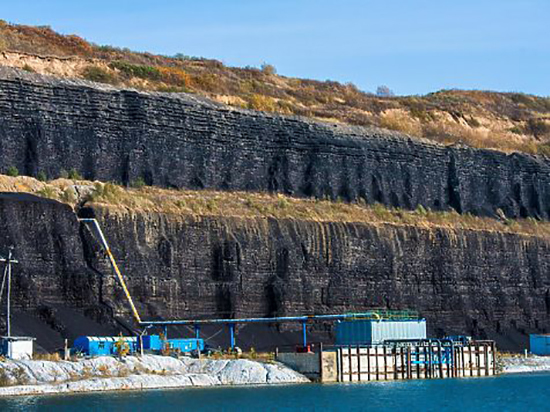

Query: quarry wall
[1,194,548,351]
[0,68,549,352]
[0,67,550,219]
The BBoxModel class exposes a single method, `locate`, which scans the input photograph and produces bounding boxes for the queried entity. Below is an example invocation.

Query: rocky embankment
[0,355,308,397]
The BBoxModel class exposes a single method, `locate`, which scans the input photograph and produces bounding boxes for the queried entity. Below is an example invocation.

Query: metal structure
[530,334,550,356]
[78,218,423,350]
[79,218,142,323]
[335,319,427,346]
[0,248,35,360]
[73,336,138,356]
[0,247,18,337]
[334,339,497,382]
[142,311,422,350]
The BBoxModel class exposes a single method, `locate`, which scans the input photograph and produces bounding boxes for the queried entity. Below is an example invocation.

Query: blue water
[1,373,549,411]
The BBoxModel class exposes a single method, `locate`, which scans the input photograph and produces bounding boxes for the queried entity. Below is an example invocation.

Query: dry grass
[0,21,549,154]
[33,352,61,361]
[1,174,549,239]
[206,349,275,362]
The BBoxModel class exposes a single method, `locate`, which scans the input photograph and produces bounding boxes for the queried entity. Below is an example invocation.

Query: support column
[194,325,201,340]
[229,324,235,350]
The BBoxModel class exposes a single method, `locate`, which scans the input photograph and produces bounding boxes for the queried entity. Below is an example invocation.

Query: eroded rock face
[1,195,548,351]
[0,68,549,219]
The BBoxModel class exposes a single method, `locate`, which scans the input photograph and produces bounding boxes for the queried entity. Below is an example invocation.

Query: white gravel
[0,355,309,397]
[500,355,550,374]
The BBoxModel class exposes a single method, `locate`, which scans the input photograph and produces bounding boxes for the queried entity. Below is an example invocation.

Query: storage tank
[530,334,550,355]
[336,319,427,346]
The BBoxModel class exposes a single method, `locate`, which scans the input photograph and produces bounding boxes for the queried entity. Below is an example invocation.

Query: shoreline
[1,354,549,398]
[500,355,550,375]
[0,355,309,398]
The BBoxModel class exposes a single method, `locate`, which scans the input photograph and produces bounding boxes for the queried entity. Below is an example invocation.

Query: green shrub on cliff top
[82,66,119,84]
[6,166,18,177]
[110,61,161,81]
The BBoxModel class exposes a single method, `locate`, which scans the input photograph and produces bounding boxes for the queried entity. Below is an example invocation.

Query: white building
[0,336,34,360]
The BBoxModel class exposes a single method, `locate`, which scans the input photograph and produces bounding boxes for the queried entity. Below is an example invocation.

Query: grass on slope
[1,21,549,155]
[1,175,549,238]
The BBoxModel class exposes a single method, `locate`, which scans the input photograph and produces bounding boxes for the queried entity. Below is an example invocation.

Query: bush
[59,169,69,179]
[130,177,146,188]
[0,369,10,386]
[261,63,276,76]
[6,166,18,177]
[60,187,77,203]
[36,171,47,181]
[110,61,161,81]
[37,186,57,199]
[158,67,190,87]
[82,66,118,84]
[416,204,428,215]
[12,367,29,385]
[22,64,35,73]
[376,85,395,97]
[67,168,82,180]
[247,94,278,112]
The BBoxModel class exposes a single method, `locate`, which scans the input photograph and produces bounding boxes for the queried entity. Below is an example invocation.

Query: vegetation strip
[0,175,548,238]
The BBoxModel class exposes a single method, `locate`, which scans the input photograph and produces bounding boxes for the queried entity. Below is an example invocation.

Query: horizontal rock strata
[0,194,548,351]
[0,68,549,219]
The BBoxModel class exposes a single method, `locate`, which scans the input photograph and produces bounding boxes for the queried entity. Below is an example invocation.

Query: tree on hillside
[376,85,395,97]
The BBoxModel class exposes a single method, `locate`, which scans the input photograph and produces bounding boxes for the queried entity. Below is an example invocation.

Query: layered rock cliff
[1,193,548,352]
[1,67,550,219]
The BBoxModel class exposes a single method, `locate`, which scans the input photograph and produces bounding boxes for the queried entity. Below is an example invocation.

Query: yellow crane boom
[79,218,142,324]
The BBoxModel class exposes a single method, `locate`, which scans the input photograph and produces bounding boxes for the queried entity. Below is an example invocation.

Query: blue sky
[1,0,548,96]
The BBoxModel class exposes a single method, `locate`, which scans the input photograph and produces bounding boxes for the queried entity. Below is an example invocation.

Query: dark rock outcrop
[0,68,549,219]
[1,195,548,351]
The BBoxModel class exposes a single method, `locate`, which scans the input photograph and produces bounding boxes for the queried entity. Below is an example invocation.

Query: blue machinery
[140,311,421,350]
[79,218,422,350]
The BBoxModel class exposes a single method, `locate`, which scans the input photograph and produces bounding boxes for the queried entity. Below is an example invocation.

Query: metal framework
[141,311,422,349]
[79,218,422,350]
[0,247,18,337]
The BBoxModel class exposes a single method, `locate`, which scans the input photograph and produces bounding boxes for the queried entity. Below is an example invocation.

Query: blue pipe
[194,325,200,339]
[229,324,235,350]
[302,322,307,347]
[140,312,423,327]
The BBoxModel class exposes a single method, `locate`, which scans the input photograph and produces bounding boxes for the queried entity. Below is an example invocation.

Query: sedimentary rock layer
[0,68,549,219]
[1,194,548,351]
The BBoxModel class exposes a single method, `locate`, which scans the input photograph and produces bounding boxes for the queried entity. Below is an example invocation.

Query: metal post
[229,324,235,350]
[6,250,11,337]
[302,322,307,347]
[194,325,200,339]
[0,248,19,338]
[164,326,168,340]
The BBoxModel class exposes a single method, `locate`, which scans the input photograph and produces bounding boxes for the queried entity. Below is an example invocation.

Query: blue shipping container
[142,335,162,351]
[167,338,204,353]
[141,335,204,353]
[336,319,427,346]
[530,334,550,356]
[73,336,138,356]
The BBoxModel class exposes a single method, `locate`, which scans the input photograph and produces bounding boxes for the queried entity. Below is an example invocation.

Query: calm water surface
[1,372,548,411]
